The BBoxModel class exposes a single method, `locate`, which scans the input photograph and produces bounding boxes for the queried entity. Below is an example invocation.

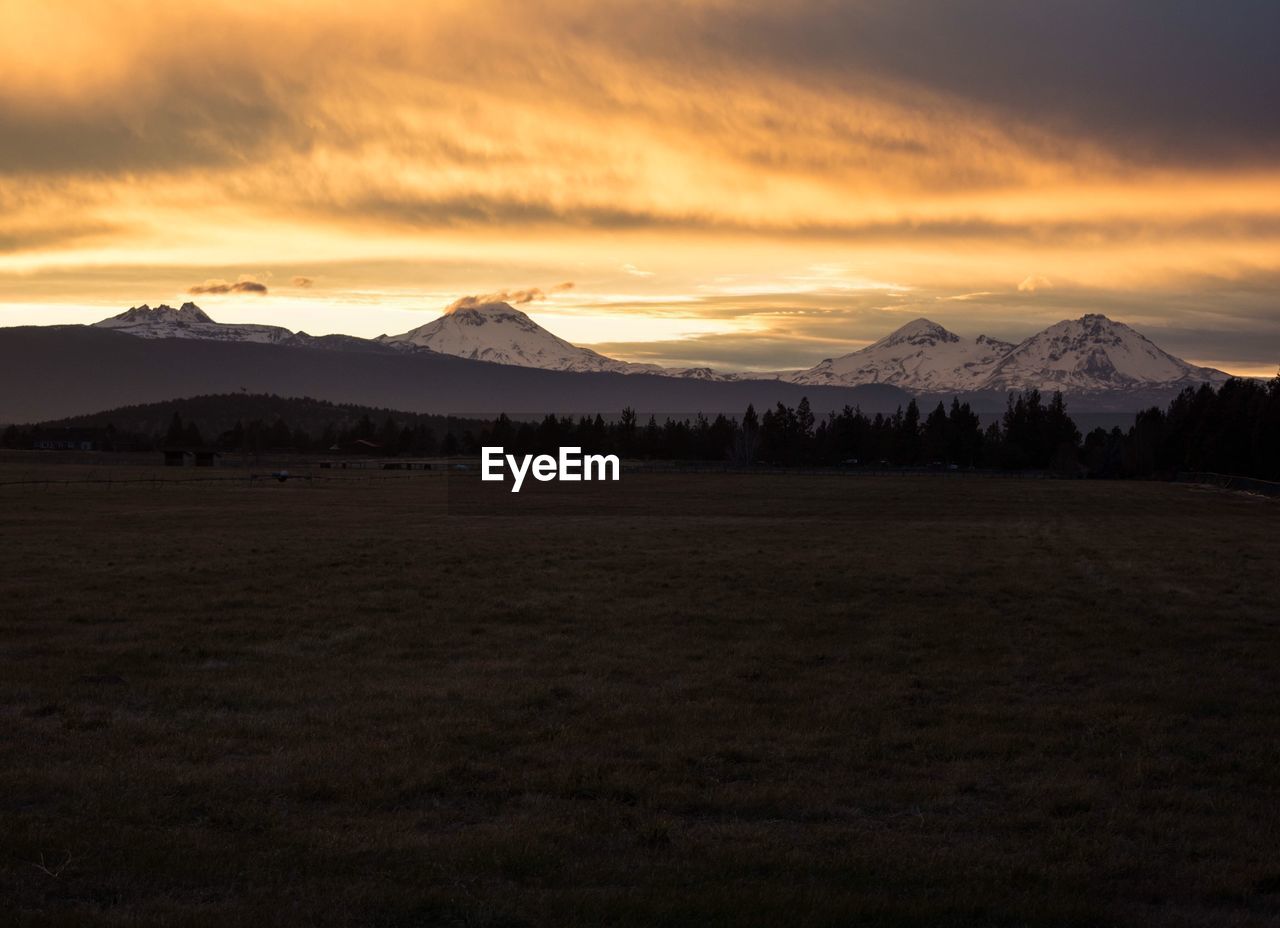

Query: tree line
[1082,377,1280,481]
[469,391,1077,471]
[5,378,1276,480]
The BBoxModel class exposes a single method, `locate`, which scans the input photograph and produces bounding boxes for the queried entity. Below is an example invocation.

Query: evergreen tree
[896,400,922,465]
[166,412,185,446]
[923,402,949,463]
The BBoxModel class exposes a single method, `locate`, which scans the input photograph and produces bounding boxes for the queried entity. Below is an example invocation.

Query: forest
[5,377,1278,480]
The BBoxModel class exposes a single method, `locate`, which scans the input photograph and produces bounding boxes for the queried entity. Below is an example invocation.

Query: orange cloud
[0,2,1276,371]
[1018,275,1054,293]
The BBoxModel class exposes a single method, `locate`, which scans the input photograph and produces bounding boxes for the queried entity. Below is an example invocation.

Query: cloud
[323,191,1280,244]
[0,2,1276,376]
[582,274,1280,375]
[689,0,1280,168]
[291,276,314,288]
[445,282,574,313]
[188,276,268,295]
[1018,275,1054,293]
[0,221,119,254]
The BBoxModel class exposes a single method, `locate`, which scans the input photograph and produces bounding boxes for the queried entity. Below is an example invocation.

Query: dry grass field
[1,464,1278,927]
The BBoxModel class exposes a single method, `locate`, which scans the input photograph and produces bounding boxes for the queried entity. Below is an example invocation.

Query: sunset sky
[1,0,1278,374]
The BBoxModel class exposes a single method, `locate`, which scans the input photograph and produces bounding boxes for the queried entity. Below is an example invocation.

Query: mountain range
[86,300,1228,395]
[0,300,1232,423]
[784,314,1227,394]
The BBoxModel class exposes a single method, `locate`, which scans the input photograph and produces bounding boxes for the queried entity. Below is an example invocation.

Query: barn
[32,428,106,451]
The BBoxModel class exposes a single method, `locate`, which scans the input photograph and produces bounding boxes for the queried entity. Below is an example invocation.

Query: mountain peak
[878,317,960,346]
[1070,313,1123,332]
[439,300,543,334]
[791,317,1001,391]
[100,302,215,326]
[789,312,1226,394]
[90,301,297,345]
[984,313,1228,392]
[383,299,633,373]
[444,299,522,317]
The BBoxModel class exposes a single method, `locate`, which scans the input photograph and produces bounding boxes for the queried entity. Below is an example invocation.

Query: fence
[0,461,1070,489]
[0,471,449,489]
[1174,472,1280,498]
[623,462,1058,478]
[8,465,1275,493]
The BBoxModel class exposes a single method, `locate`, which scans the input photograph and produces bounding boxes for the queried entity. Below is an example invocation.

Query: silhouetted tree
[166,412,185,446]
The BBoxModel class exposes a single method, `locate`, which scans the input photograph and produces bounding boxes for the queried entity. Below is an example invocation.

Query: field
[2,464,1278,927]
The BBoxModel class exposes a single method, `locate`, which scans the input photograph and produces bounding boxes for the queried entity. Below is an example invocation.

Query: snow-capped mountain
[379,301,761,379]
[93,303,296,344]
[378,300,664,375]
[982,314,1229,393]
[788,318,1014,392]
[88,302,1230,396]
[92,303,399,353]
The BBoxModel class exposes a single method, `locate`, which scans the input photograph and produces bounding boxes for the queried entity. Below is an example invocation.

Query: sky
[1,0,1278,375]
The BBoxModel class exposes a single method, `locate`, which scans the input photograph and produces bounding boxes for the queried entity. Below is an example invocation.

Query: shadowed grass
[1,470,1277,926]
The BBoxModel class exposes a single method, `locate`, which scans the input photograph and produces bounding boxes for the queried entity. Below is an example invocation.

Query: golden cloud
[0,2,1276,370]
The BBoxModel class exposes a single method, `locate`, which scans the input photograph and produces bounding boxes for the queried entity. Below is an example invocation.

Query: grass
[1,466,1278,926]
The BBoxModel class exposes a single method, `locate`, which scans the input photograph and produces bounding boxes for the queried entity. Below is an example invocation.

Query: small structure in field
[163,448,195,466]
[33,428,106,451]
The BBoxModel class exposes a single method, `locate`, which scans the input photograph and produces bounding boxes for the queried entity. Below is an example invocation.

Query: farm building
[163,448,222,466]
[32,428,107,451]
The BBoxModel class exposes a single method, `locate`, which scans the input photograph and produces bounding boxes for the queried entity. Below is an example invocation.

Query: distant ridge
[787,314,1226,394]
[39,392,454,438]
[0,325,908,424]
[84,301,1230,396]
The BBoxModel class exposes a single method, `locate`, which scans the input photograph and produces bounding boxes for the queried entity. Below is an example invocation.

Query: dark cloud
[3,1,1277,185]
[188,278,268,295]
[291,276,314,288]
[347,195,701,232]
[684,0,1280,167]
[0,64,298,177]
[337,191,1280,244]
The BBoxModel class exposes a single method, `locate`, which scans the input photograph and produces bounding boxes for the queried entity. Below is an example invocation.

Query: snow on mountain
[93,303,297,344]
[982,314,1229,393]
[379,300,663,374]
[663,366,750,382]
[788,318,1014,392]
[89,303,1231,395]
[91,303,403,353]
